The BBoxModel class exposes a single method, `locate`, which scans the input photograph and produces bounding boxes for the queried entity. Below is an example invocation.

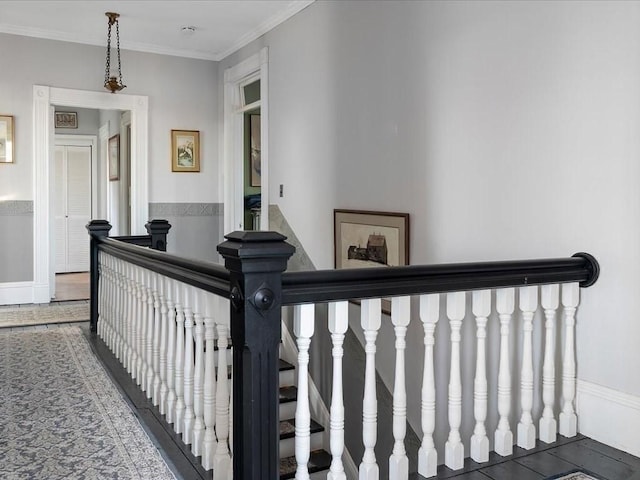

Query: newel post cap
[86,219,112,237]
[217,231,295,273]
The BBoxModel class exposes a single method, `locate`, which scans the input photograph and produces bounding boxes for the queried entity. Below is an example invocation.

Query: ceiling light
[181,26,197,37]
[104,12,126,93]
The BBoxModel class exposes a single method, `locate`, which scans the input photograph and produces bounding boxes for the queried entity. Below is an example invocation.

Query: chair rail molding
[33,85,149,303]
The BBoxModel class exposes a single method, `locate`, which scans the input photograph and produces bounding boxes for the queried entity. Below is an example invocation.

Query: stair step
[280,449,332,480]
[279,358,295,387]
[279,417,324,458]
[279,385,297,419]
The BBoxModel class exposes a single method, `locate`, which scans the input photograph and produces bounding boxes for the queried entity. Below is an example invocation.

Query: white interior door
[55,144,91,273]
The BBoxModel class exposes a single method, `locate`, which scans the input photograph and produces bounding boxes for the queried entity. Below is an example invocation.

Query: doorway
[33,85,149,303]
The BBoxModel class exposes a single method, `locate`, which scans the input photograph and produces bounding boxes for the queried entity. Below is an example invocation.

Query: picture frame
[249,114,261,186]
[334,209,410,269]
[108,134,120,181]
[0,115,14,164]
[172,129,200,172]
[54,111,77,129]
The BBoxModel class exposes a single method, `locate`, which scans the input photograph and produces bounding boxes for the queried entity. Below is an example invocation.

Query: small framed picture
[55,111,77,129]
[108,134,120,181]
[171,129,200,172]
[0,115,14,164]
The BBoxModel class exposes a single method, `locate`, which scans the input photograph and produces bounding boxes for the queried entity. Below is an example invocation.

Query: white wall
[219,0,640,449]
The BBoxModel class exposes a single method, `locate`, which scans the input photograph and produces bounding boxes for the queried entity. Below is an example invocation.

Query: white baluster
[518,286,538,450]
[470,289,491,463]
[165,276,177,424]
[174,280,186,434]
[327,301,348,480]
[145,270,156,397]
[158,274,169,413]
[359,298,381,480]
[150,272,161,402]
[445,291,465,470]
[389,296,410,479]
[560,282,579,437]
[213,301,231,478]
[136,266,146,386]
[97,252,105,340]
[113,257,123,360]
[192,292,206,456]
[125,263,136,376]
[418,294,438,478]
[494,288,515,456]
[183,286,195,444]
[540,284,559,443]
[202,293,218,471]
[294,303,315,480]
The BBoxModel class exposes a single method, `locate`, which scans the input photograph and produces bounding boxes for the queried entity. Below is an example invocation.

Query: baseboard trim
[577,379,640,457]
[0,282,34,305]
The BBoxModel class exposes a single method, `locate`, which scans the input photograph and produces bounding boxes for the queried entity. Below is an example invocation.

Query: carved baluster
[494,288,515,456]
[518,286,538,450]
[213,299,231,478]
[97,252,106,340]
[151,272,162,403]
[202,292,218,470]
[165,276,177,424]
[471,289,491,463]
[418,294,439,478]
[540,284,559,443]
[327,301,348,480]
[192,291,206,456]
[136,265,146,386]
[359,298,381,480]
[125,262,135,377]
[145,270,156,398]
[560,282,579,437]
[389,296,410,479]
[294,303,315,480]
[174,280,186,434]
[158,274,169,414]
[445,291,465,470]
[183,285,195,444]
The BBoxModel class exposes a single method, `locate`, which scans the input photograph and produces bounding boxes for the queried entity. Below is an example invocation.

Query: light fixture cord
[116,19,124,85]
[104,20,112,85]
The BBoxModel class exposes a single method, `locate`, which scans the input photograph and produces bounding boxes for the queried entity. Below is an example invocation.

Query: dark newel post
[145,219,172,251]
[217,231,295,479]
[86,220,112,333]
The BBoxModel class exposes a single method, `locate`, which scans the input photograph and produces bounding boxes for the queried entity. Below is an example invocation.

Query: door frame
[33,85,149,302]
[223,47,269,234]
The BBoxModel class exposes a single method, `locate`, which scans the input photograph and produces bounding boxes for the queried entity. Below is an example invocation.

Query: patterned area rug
[0,301,89,329]
[0,326,176,479]
[548,471,601,480]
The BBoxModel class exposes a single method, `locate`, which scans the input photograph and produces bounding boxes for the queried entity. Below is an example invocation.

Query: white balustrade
[418,294,439,478]
[158,274,169,414]
[135,266,146,386]
[192,292,206,456]
[165,276,177,424]
[540,284,559,443]
[359,298,381,480]
[494,288,515,456]
[150,271,161,402]
[445,291,465,470]
[518,286,538,449]
[294,303,315,480]
[470,289,491,463]
[327,301,348,480]
[202,293,217,471]
[174,280,186,435]
[213,299,231,478]
[560,282,579,437]
[183,286,196,445]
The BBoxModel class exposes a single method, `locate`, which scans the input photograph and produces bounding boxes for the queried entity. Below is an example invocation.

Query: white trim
[0,282,35,305]
[280,317,359,479]
[98,123,110,219]
[33,85,149,303]
[577,379,640,457]
[223,47,270,234]
[0,1,314,61]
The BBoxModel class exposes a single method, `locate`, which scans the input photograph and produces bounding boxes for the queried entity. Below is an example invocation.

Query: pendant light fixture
[104,12,126,93]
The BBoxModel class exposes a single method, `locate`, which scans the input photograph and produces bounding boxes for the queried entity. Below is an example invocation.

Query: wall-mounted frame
[172,129,200,172]
[250,114,261,186]
[0,115,14,164]
[54,111,77,129]
[108,134,120,181]
[334,209,409,269]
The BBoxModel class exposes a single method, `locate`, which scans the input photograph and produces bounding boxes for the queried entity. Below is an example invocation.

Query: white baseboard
[0,282,34,305]
[577,379,640,457]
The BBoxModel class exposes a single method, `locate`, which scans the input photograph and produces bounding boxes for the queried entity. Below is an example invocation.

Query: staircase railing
[87,221,599,479]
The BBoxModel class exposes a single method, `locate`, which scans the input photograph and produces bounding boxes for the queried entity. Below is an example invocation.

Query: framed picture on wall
[55,111,77,129]
[108,134,120,181]
[0,115,14,164]
[171,129,200,172]
[250,114,261,186]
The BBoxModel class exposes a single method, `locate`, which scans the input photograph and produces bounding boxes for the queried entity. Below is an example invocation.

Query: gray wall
[0,201,33,282]
[218,0,640,461]
[54,107,100,136]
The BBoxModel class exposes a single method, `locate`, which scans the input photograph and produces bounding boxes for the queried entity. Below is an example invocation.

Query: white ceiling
[0,0,314,61]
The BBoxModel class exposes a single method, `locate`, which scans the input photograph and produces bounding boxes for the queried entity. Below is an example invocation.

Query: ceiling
[0,0,315,61]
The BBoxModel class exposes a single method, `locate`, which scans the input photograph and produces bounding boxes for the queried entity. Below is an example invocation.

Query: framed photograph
[0,115,14,164]
[108,134,120,181]
[172,129,200,172]
[250,114,261,186]
[55,111,77,129]
[334,209,409,269]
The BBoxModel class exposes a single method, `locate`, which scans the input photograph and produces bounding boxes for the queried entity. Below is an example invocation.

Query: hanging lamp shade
[104,12,126,93]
